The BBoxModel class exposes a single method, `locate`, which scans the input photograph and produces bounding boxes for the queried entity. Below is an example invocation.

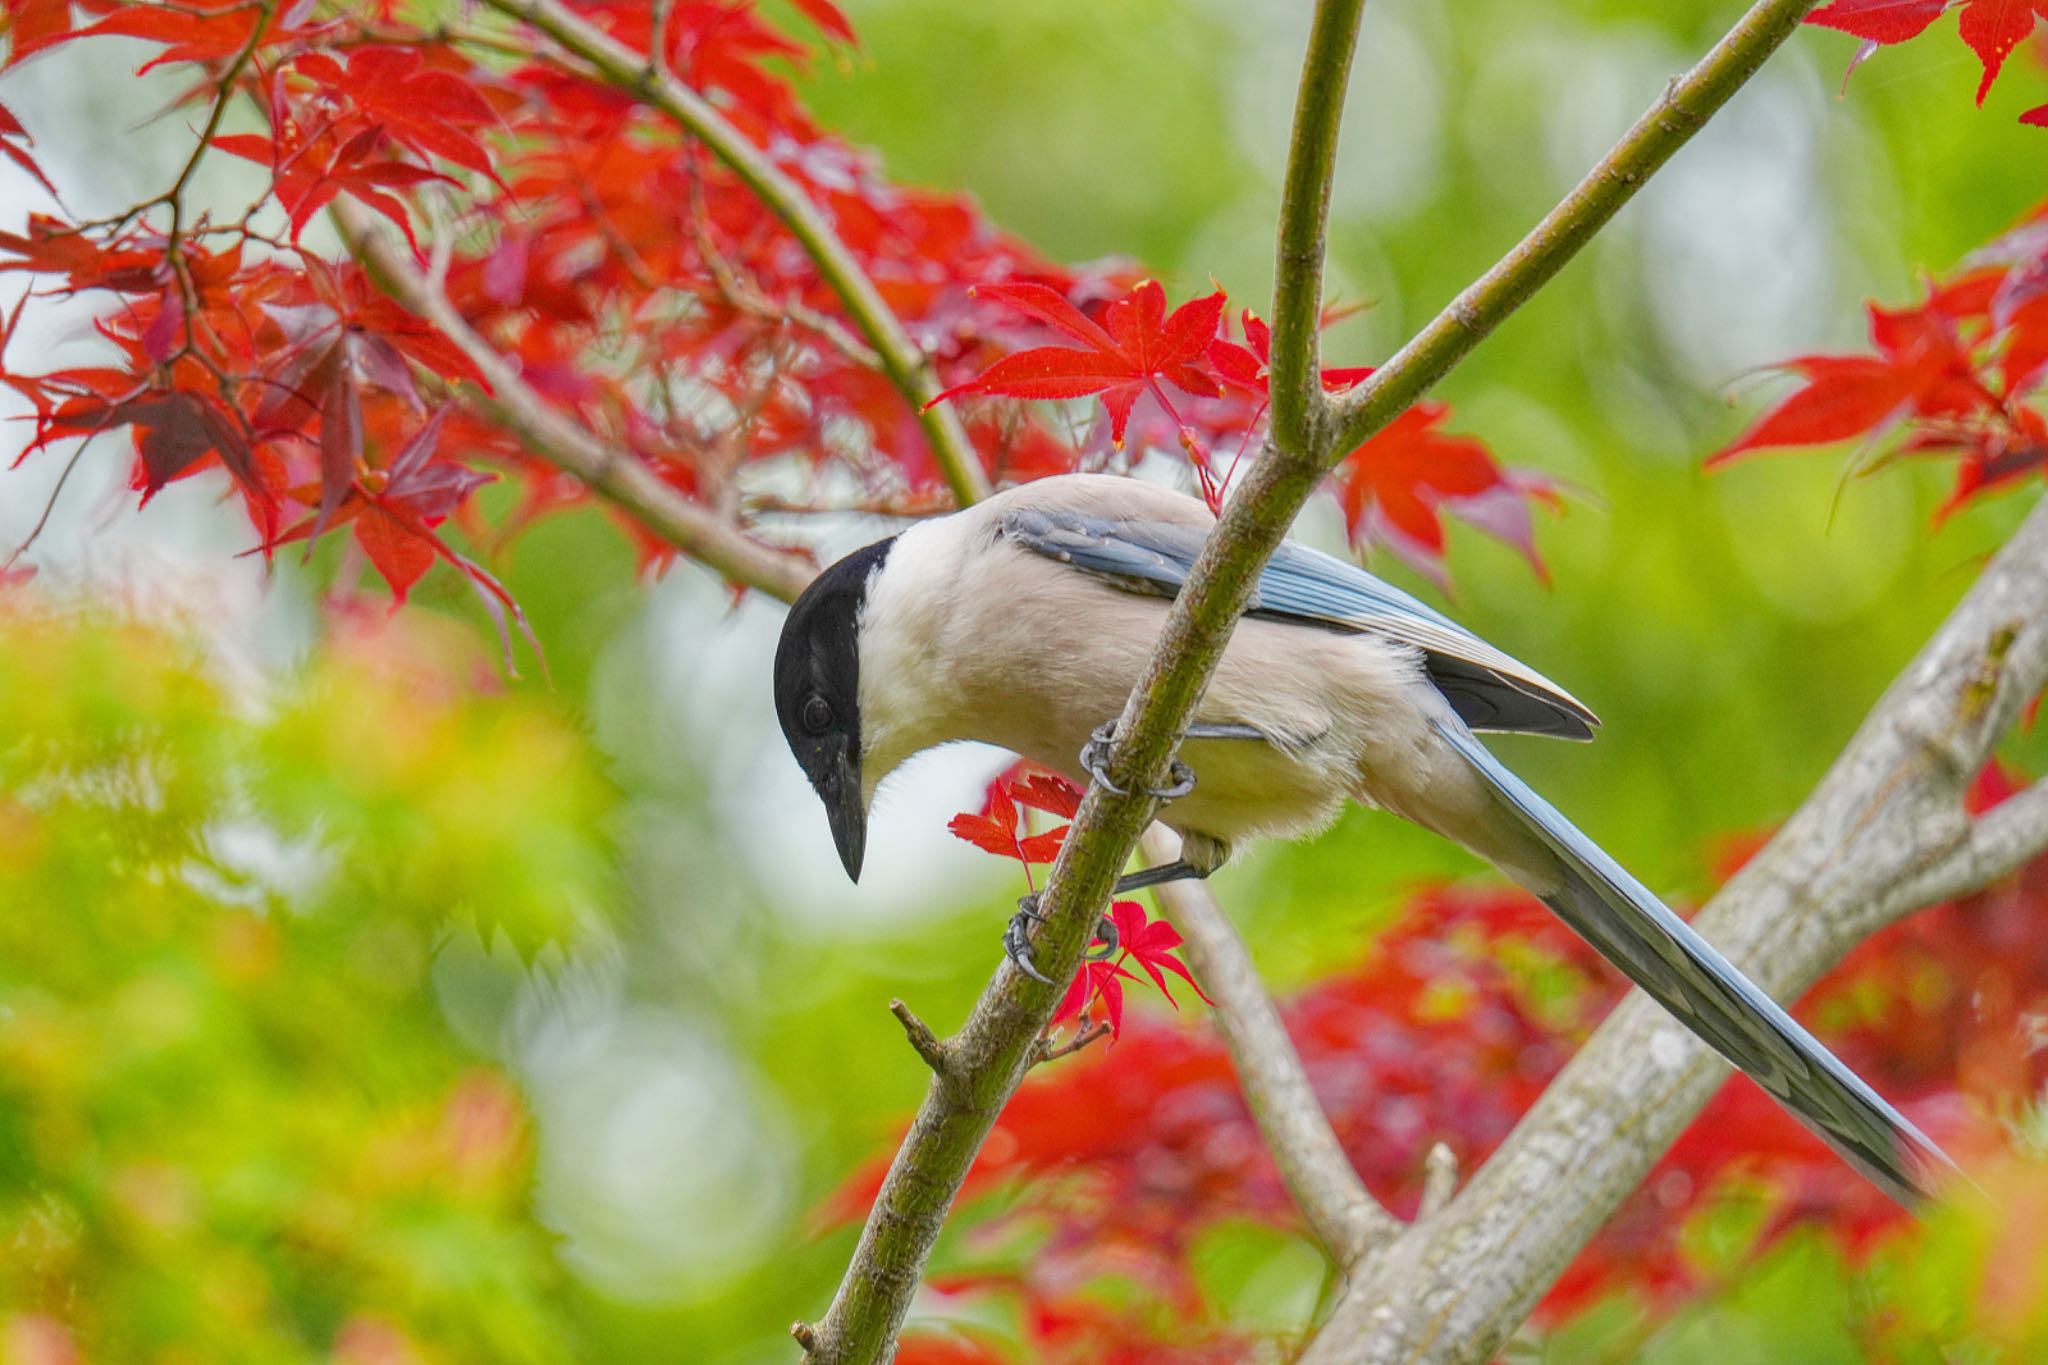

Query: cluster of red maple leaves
[0,0,1547,618]
[1811,0,2048,126]
[947,767,1210,1035]
[1712,200,2048,512]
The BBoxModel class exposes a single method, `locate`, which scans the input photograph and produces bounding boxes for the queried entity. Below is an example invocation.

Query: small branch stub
[1418,1141,1459,1221]
[890,999,954,1077]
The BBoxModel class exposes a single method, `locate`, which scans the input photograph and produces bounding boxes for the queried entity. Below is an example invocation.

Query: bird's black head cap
[773,536,895,881]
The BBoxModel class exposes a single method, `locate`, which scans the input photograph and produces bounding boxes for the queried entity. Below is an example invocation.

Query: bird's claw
[1003,910,1054,984]
[1087,911,1119,961]
[1078,722,1129,796]
[1003,895,1120,985]
[1149,759,1196,801]
[1078,721,1197,802]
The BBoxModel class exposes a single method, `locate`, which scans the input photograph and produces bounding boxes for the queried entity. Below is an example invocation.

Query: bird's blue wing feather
[998,504,1597,739]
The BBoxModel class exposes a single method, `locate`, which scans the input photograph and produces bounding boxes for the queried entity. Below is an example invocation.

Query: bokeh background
[2,0,2045,1360]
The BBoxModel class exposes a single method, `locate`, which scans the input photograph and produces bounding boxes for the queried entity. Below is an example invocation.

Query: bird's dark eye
[801,695,833,734]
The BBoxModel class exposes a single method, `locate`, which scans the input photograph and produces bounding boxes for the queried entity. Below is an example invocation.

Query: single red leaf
[790,0,859,45]
[1806,0,1949,44]
[1109,899,1215,1009]
[355,500,437,603]
[970,281,1120,353]
[1708,356,1926,463]
[386,405,452,487]
[0,98,56,197]
[947,789,1021,858]
[934,280,1229,447]
[1013,828,1068,864]
[123,394,220,496]
[1013,773,1082,820]
[1053,959,1134,1038]
[140,285,184,364]
[1957,0,2045,104]
[2024,102,2048,127]
[2004,296,2048,393]
[933,347,1140,403]
[315,350,362,541]
[208,133,275,166]
[1334,402,1507,555]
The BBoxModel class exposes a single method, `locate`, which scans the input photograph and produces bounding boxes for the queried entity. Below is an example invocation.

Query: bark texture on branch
[1299,497,2048,1363]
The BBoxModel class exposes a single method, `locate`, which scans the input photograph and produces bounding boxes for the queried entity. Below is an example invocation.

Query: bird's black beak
[823,746,866,882]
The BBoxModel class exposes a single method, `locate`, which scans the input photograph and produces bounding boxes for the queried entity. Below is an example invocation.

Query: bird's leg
[1078,720,1262,800]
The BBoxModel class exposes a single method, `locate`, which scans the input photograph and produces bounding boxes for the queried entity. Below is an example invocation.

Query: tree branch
[1870,775,2048,926]
[332,201,817,604]
[1142,827,1397,1265]
[472,0,992,509]
[1299,495,2048,1363]
[1266,0,1367,451]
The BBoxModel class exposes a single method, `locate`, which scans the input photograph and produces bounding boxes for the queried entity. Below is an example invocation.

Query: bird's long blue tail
[1432,718,1955,1206]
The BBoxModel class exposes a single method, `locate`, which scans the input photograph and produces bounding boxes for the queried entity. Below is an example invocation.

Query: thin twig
[1265,0,1367,452]
[472,0,991,509]
[889,1000,954,1078]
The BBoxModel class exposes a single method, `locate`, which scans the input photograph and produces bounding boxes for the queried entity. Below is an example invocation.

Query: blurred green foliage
[0,608,608,1361]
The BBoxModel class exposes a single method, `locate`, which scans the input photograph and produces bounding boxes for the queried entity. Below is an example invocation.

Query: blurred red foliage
[862,769,2040,1359]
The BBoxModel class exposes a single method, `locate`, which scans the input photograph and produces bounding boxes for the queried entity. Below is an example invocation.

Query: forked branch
[800,0,1843,1359]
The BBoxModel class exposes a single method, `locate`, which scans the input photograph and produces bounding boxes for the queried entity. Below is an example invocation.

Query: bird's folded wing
[999,504,1599,740]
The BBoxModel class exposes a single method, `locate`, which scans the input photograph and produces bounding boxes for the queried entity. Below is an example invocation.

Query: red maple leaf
[1332,402,1521,570]
[929,279,1225,449]
[1050,901,1213,1039]
[1956,0,2048,104]
[1807,0,1949,46]
[1709,296,1993,465]
[0,99,55,198]
[1054,952,1137,1039]
[1011,772,1082,820]
[945,779,1067,864]
[1809,0,2048,114]
[1207,308,1374,397]
[290,46,503,182]
[1106,898,1213,1009]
